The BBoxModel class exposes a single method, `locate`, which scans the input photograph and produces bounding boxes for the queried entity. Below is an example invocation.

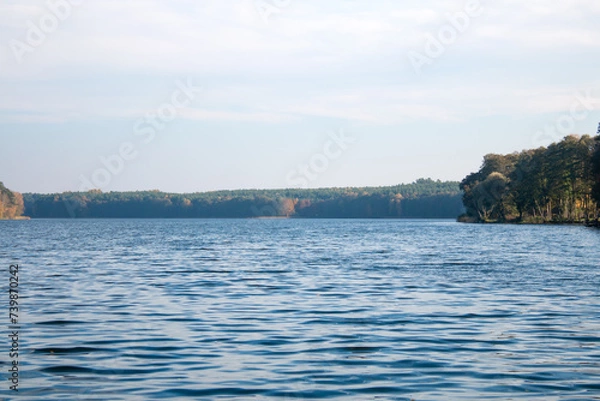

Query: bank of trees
[593,134,600,207]
[23,179,465,219]
[460,135,600,223]
[0,182,24,220]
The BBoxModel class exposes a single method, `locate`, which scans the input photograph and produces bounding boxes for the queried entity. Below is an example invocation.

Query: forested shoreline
[0,182,25,220]
[460,134,600,225]
[11,132,600,225]
[22,179,465,219]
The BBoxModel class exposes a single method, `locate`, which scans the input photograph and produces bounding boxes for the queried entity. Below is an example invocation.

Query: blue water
[1,219,599,400]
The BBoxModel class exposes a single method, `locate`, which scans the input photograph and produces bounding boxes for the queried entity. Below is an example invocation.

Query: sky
[1,0,599,194]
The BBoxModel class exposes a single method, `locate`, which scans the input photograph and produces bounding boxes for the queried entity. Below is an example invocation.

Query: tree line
[0,182,25,220]
[23,179,465,219]
[460,134,600,224]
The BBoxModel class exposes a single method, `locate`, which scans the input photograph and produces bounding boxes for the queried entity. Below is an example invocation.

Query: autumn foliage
[0,182,24,219]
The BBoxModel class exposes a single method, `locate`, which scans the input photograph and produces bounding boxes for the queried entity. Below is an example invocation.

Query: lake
[1,219,599,400]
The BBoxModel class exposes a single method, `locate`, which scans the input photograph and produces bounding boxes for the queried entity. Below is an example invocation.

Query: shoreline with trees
[459,134,600,226]
[7,130,600,226]
[0,182,27,220]
[20,179,464,219]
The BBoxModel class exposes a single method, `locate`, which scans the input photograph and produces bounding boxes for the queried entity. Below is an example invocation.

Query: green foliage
[461,135,599,223]
[23,179,465,219]
[592,136,600,205]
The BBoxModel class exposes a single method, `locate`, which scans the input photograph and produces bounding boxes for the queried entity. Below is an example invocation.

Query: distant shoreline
[21,180,465,220]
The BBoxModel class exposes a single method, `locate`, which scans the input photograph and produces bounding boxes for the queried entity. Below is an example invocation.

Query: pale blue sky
[1,0,599,193]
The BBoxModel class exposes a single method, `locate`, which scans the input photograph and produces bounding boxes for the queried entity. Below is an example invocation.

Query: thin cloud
[1,0,599,125]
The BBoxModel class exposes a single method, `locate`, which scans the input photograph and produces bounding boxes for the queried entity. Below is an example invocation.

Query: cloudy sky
[1,0,599,193]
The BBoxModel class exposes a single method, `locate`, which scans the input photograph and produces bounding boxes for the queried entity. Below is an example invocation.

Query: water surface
[1,219,599,400]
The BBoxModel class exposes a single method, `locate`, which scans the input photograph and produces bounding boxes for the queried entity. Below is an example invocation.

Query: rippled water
[1,219,599,400]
